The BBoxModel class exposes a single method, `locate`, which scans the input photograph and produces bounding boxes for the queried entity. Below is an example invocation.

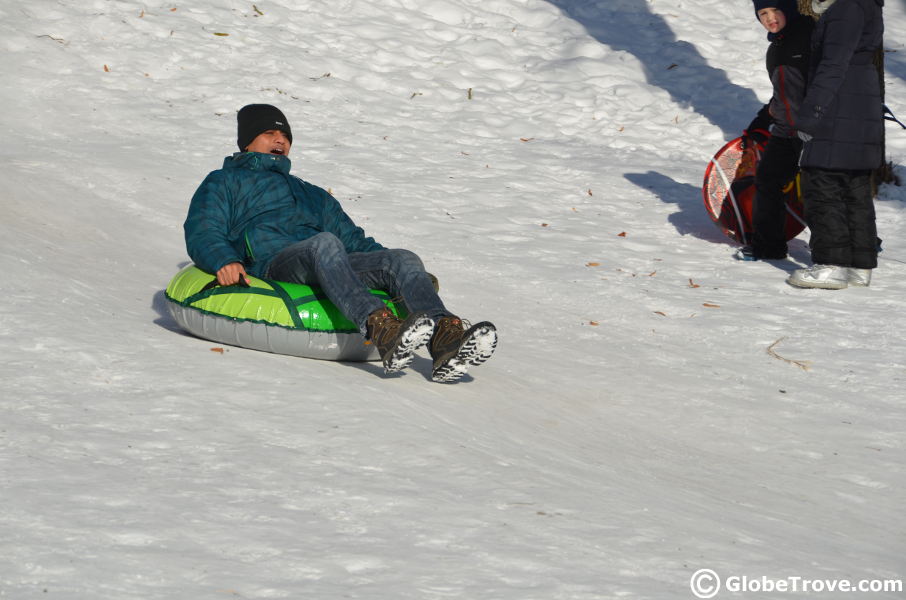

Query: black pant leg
[845,170,878,269]
[802,168,852,267]
[752,136,801,257]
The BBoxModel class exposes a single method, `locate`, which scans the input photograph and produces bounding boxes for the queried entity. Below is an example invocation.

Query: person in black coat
[787,0,884,289]
[737,0,814,261]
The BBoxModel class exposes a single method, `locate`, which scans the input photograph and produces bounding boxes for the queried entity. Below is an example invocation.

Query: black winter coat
[796,0,884,170]
[766,16,813,138]
[746,17,813,138]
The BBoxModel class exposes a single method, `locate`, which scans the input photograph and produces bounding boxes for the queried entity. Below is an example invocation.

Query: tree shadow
[624,170,811,269]
[545,0,761,137]
[624,170,731,244]
[885,52,906,84]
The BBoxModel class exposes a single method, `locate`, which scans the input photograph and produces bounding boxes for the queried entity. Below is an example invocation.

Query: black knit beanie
[237,104,293,151]
[753,0,800,20]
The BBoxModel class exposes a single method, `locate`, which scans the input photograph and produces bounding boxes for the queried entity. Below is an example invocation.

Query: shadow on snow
[623,170,811,270]
[623,170,728,243]
[545,0,761,138]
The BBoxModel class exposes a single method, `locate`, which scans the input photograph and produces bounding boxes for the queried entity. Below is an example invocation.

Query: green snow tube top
[165,265,403,361]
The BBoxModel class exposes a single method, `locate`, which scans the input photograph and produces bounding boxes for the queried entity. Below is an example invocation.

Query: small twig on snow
[767,337,811,371]
[37,34,66,44]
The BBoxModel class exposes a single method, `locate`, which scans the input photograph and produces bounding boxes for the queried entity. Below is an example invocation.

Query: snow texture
[1,0,905,598]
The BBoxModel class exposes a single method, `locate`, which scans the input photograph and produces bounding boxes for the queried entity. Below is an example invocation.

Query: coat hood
[223,151,292,174]
[754,0,803,40]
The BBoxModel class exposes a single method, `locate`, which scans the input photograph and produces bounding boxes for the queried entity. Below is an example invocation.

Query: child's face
[757,8,787,34]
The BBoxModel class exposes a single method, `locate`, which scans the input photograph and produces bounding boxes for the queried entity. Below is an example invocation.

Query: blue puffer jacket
[184,152,384,277]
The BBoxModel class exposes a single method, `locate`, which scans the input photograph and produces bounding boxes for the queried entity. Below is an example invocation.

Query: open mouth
[271,147,285,155]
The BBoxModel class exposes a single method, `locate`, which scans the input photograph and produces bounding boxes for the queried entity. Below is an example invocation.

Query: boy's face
[245,129,291,156]
[757,7,787,34]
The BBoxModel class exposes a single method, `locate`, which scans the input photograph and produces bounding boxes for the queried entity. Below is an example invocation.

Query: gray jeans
[266,232,450,334]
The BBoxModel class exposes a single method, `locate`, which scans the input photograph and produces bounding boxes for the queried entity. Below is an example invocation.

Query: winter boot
[734,246,758,261]
[429,316,497,383]
[848,268,872,287]
[786,264,849,290]
[734,245,787,261]
[366,308,434,373]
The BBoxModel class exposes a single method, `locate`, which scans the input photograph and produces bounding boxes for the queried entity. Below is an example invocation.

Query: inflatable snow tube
[165,265,404,361]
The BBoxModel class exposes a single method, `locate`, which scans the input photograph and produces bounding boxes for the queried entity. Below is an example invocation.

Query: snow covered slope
[1,1,904,598]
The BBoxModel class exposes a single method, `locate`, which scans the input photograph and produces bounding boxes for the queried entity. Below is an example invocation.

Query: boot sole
[786,277,848,290]
[383,314,435,373]
[432,322,498,383]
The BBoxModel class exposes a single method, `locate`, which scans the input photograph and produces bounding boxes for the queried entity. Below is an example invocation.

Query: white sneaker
[787,264,849,289]
[848,268,872,287]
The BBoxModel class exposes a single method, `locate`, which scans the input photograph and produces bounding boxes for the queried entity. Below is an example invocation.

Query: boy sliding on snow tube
[183,104,497,381]
[786,0,884,289]
[736,0,813,262]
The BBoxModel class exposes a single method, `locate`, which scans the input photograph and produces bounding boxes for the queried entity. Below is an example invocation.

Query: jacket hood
[223,151,291,174]
[754,0,800,19]
[754,0,803,40]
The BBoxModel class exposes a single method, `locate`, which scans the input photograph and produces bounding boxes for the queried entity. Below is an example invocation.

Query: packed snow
[1,0,905,598]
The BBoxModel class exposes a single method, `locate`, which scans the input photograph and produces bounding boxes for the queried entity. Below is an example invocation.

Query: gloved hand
[741,128,770,151]
[797,130,813,142]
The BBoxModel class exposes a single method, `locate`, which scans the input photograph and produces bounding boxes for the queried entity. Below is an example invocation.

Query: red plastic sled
[702,136,805,244]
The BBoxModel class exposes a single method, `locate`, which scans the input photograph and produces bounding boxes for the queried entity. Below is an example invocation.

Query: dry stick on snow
[767,337,812,371]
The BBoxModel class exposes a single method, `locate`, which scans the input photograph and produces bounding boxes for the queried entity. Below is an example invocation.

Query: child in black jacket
[737,0,813,261]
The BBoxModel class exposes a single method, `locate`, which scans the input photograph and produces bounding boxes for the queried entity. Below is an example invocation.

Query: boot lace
[433,316,468,348]
[366,309,400,347]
